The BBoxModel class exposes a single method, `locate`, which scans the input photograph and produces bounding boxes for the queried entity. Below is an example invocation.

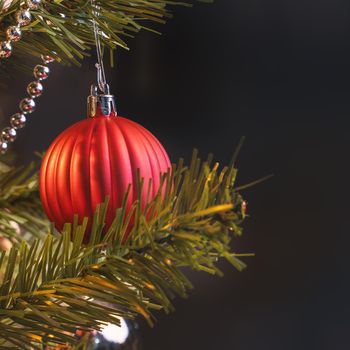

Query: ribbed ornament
[39,114,171,241]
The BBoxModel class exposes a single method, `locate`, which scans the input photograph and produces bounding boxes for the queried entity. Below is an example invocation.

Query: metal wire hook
[91,0,108,94]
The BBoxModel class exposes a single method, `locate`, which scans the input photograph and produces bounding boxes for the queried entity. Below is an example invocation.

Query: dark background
[1,0,350,349]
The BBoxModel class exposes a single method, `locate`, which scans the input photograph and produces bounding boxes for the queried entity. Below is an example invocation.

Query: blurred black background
[1,0,350,349]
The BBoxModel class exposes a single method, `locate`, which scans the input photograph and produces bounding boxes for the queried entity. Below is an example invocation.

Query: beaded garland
[0,0,54,154]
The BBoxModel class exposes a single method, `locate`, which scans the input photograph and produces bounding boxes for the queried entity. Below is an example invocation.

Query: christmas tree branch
[0,159,49,243]
[0,150,248,349]
[0,0,206,74]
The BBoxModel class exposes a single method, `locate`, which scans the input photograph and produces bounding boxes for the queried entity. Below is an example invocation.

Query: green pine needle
[0,0,209,74]
[0,150,249,349]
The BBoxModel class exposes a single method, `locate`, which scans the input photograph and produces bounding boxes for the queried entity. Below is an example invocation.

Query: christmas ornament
[90,319,141,350]
[39,0,171,241]
[39,85,171,240]
[45,319,141,350]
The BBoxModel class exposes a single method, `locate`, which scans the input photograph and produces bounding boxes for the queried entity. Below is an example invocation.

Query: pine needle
[0,149,251,349]
[0,0,203,74]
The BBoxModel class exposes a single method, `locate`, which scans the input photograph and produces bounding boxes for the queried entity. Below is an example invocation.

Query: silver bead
[0,41,12,58]
[16,9,31,26]
[41,54,55,64]
[1,127,17,142]
[6,26,22,42]
[33,65,49,80]
[10,113,26,129]
[0,141,8,154]
[26,0,41,10]
[27,81,43,98]
[19,98,36,114]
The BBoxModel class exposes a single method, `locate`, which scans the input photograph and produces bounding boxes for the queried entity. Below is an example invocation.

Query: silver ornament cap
[87,85,117,118]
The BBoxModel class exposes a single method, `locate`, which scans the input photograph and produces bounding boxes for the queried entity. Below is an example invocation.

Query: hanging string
[91,0,109,94]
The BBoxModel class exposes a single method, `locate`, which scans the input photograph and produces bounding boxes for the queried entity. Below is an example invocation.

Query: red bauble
[39,114,171,240]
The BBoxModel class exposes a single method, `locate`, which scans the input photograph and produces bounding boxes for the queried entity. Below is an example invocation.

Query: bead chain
[0,0,42,59]
[0,0,54,155]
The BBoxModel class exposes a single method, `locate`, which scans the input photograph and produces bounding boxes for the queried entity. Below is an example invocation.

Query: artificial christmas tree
[0,1,254,349]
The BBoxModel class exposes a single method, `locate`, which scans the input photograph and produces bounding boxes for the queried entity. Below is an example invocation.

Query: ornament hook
[91,0,108,95]
[88,0,117,117]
